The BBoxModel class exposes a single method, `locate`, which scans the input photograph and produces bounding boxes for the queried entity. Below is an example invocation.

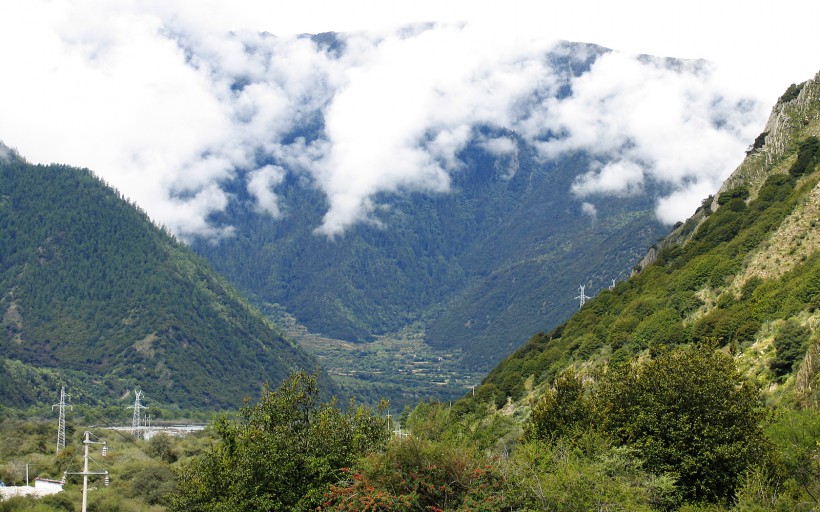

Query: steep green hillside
[303,72,820,512]
[195,132,664,371]
[0,149,332,409]
[466,71,820,410]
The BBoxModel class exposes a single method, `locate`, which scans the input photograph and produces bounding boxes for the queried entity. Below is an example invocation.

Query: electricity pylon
[52,387,72,454]
[129,389,148,438]
[574,284,591,309]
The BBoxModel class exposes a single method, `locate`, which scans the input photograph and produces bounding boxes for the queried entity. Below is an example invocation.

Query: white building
[0,478,64,501]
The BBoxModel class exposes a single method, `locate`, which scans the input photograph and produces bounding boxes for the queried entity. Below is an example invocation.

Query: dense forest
[191,43,668,375]
[0,149,332,409]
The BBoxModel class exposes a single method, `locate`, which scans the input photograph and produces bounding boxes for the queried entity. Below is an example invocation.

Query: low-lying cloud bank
[0,3,769,239]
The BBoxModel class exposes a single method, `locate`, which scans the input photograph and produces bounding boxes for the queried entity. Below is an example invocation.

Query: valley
[0,7,818,508]
[282,316,484,411]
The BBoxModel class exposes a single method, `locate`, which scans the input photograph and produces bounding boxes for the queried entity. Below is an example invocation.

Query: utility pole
[52,387,71,454]
[64,431,108,512]
[574,284,590,309]
[129,389,148,438]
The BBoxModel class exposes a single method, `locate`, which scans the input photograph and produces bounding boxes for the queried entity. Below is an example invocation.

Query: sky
[1,0,818,240]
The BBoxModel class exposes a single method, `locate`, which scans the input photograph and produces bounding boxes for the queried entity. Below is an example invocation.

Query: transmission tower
[574,284,591,309]
[129,389,148,438]
[52,387,72,454]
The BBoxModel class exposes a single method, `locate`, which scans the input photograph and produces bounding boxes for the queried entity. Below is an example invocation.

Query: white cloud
[479,136,517,156]
[247,165,286,217]
[311,25,558,235]
[581,202,597,219]
[654,181,716,225]
[536,52,767,223]
[572,160,646,197]
[2,1,804,238]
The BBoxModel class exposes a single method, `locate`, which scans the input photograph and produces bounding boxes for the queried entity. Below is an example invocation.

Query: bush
[595,344,768,504]
[320,437,507,511]
[779,83,803,103]
[789,136,820,177]
[527,368,593,442]
[504,436,658,511]
[770,320,812,378]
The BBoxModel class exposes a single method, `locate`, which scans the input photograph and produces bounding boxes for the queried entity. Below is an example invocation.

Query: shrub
[320,437,507,511]
[770,320,812,379]
[527,369,593,442]
[595,344,767,504]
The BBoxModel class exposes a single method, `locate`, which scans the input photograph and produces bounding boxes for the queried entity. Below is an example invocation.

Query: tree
[595,344,767,504]
[527,368,593,441]
[146,433,177,464]
[770,320,812,379]
[170,371,388,512]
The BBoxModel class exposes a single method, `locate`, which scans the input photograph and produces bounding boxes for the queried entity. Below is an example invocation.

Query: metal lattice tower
[574,284,591,310]
[129,389,148,437]
[52,387,71,454]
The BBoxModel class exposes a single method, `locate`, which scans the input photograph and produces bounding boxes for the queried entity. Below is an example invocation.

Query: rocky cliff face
[636,70,820,271]
[720,70,820,194]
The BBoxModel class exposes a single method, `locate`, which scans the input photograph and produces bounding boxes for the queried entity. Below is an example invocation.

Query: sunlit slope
[466,71,820,409]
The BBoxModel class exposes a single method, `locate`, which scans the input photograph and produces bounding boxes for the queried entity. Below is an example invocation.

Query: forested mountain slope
[468,70,820,412]
[150,73,820,512]
[193,42,669,372]
[0,149,332,409]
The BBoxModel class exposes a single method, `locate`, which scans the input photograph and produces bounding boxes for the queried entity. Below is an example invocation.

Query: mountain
[0,148,333,409]
[192,42,670,379]
[163,73,820,512]
[466,70,820,411]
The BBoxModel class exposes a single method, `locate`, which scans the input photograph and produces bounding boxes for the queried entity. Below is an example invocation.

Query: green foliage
[503,435,661,511]
[759,409,820,509]
[596,344,768,504]
[527,368,593,441]
[119,462,177,506]
[789,136,820,177]
[779,82,803,103]
[321,436,508,511]
[146,433,178,464]
[478,144,820,405]
[633,307,689,348]
[746,131,769,155]
[0,156,328,409]
[717,186,750,205]
[770,320,812,378]
[170,371,388,512]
